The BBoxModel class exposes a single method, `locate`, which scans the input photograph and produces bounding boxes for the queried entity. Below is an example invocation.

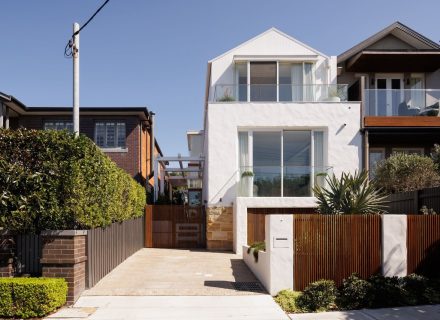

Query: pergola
[154,155,204,202]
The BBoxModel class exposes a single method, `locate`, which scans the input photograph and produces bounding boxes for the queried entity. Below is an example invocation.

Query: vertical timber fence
[86,215,144,288]
[386,186,440,214]
[293,214,382,290]
[407,215,440,278]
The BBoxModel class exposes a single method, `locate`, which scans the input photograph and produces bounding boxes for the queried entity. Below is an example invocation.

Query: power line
[64,0,110,58]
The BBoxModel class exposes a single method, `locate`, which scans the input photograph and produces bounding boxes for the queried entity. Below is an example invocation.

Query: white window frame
[94,121,127,151]
[239,128,327,197]
[44,120,73,132]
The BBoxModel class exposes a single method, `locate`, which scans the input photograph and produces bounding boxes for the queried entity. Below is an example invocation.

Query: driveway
[83,248,264,296]
[47,248,289,319]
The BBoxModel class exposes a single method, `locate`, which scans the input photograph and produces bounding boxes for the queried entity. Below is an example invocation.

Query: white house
[192,28,362,253]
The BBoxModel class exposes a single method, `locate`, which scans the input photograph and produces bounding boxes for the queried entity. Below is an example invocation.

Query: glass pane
[250,62,276,101]
[292,64,303,101]
[95,123,105,147]
[66,122,73,133]
[376,79,387,116]
[253,132,281,196]
[304,63,314,101]
[283,131,311,197]
[313,131,325,190]
[44,122,54,130]
[106,123,116,147]
[279,63,292,102]
[410,77,425,108]
[236,63,247,102]
[369,150,385,179]
[117,123,126,148]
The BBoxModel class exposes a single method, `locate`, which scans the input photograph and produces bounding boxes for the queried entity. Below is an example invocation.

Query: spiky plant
[313,170,388,214]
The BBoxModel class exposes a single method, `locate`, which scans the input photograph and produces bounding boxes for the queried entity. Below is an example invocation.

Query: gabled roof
[209,27,329,63]
[338,21,440,64]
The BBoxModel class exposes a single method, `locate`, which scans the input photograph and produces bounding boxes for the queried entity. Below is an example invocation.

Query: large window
[44,120,73,132]
[94,121,126,149]
[239,130,326,197]
[235,61,315,102]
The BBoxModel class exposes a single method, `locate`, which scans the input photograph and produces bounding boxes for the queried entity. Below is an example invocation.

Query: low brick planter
[40,230,87,304]
[0,231,15,277]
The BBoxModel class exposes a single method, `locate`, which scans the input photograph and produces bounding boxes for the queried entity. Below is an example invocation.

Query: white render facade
[198,28,362,253]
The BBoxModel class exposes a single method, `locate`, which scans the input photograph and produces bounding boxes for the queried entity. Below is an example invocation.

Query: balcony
[364,89,440,117]
[238,165,332,197]
[211,84,348,103]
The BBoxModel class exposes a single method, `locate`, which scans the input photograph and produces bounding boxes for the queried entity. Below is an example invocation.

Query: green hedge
[0,129,146,232]
[0,277,67,318]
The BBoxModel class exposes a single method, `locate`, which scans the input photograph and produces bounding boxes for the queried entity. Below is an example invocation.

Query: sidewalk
[289,304,440,320]
[47,295,289,320]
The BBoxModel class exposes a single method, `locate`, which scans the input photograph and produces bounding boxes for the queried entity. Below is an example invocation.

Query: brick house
[0,91,164,193]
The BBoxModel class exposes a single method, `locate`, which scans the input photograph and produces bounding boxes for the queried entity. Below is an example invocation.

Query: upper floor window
[44,120,73,132]
[94,121,126,149]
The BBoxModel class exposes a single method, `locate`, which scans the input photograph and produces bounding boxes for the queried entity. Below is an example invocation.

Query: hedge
[0,277,67,318]
[0,129,146,232]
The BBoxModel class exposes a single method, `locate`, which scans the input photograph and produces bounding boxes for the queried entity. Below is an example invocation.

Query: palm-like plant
[313,170,388,214]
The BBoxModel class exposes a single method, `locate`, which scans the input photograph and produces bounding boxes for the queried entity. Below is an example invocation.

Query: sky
[1,0,440,156]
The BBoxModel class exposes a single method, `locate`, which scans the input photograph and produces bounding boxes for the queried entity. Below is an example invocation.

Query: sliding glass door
[250,62,277,101]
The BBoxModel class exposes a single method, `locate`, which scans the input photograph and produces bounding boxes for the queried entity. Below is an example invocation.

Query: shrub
[313,171,388,214]
[0,129,145,232]
[374,153,440,193]
[400,274,429,305]
[247,241,265,262]
[0,277,67,318]
[296,280,338,312]
[337,273,373,310]
[368,274,405,308]
[425,278,440,304]
[431,144,440,171]
[274,290,302,313]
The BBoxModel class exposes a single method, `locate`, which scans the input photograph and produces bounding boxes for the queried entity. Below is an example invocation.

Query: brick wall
[18,115,141,180]
[40,231,87,304]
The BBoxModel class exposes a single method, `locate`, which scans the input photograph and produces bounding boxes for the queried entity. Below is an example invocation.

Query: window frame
[43,120,74,132]
[93,120,127,151]
[238,128,327,197]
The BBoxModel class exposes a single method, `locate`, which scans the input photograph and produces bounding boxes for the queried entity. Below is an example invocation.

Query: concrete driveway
[83,248,264,296]
[47,248,289,319]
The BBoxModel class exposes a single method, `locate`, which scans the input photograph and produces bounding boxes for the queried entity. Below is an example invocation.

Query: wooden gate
[145,205,206,248]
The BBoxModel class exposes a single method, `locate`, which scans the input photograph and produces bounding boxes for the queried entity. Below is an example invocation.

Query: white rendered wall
[243,214,294,296]
[209,29,333,99]
[205,102,362,207]
[382,215,408,277]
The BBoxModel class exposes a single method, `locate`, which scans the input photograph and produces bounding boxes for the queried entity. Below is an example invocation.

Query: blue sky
[1,0,439,156]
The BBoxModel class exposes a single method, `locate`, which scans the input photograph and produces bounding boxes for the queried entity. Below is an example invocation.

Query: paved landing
[83,248,263,296]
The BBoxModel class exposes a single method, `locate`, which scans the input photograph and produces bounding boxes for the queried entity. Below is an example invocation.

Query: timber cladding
[293,214,381,291]
[407,215,440,278]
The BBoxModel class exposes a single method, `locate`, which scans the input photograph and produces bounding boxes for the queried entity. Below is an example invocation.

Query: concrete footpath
[289,304,440,320]
[47,295,289,320]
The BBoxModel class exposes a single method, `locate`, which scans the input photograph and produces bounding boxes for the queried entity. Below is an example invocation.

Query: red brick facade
[17,115,142,181]
[40,231,87,304]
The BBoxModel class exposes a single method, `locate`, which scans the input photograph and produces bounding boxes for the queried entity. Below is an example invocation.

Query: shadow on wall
[209,171,238,206]
[413,239,440,278]
[383,244,407,276]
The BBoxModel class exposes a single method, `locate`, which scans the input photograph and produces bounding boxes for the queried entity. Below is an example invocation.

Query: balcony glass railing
[212,84,348,103]
[238,165,333,197]
[364,89,440,116]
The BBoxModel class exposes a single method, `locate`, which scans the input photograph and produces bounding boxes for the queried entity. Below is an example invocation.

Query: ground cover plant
[275,273,440,313]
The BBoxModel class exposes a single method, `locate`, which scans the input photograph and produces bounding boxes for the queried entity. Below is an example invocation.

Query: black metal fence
[86,215,145,288]
[385,186,440,214]
[15,234,42,276]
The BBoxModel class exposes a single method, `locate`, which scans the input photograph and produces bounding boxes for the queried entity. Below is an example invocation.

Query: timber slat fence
[86,215,144,288]
[293,214,381,290]
[385,186,440,214]
[407,215,440,278]
[15,234,42,276]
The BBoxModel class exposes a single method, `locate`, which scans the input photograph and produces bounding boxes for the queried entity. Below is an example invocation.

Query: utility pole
[73,22,80,137]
